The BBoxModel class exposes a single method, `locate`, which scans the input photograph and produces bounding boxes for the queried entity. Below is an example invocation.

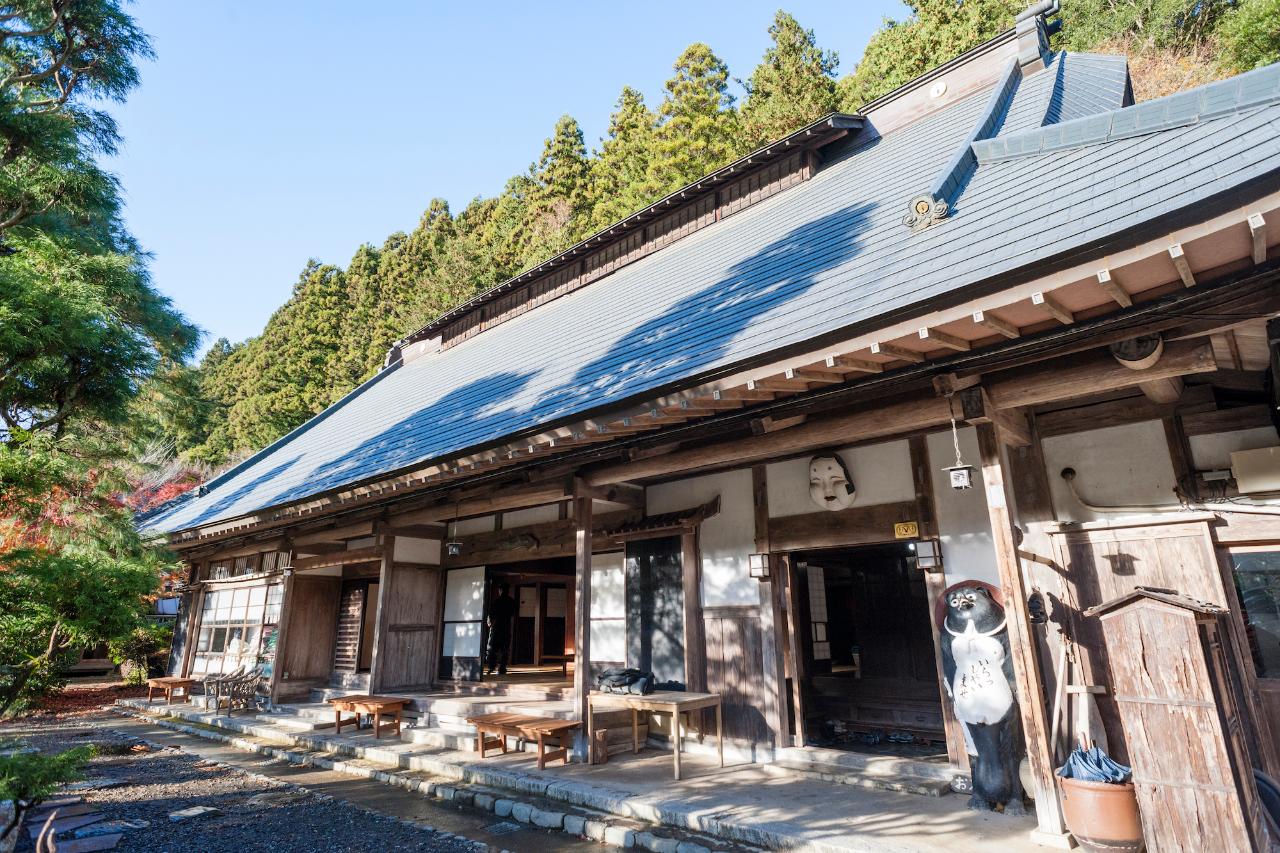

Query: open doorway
[479,557,575,688]
[791,543,946,758]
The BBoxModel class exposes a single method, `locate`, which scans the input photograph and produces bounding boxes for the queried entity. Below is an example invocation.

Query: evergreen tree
[836,1,1021,110]
[522,114,591,259]
[1218,0,1280,71]
[588,87,658,229]
[1060,0,1231,55]
[740,11,839,149]
[646,43,743,198]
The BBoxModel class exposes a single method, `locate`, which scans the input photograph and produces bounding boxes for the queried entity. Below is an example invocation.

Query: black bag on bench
[596,667,655,695]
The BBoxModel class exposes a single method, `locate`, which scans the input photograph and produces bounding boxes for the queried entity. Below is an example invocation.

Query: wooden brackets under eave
[958,387,1032,447]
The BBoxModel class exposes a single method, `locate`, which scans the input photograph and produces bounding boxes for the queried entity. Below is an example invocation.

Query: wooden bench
[328,694,411,739]
[467,712,581,770]
[146,677,195,704]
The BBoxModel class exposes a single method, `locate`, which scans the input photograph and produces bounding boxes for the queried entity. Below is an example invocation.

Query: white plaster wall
[1041,420,1178,522]
[591,550,626,662]
[453,515,496,536]
[346,536,376,550]
[766,439,915,518]
[648,469,759,607]
[503,504,561,528]
[1190,427,1279,471]
[393,536,440,565]
[927,427,1000,587]
[442,623,481,657]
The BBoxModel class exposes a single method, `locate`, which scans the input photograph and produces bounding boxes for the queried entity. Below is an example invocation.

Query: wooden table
[467,712,581,770]
[587,690,722,780]
[328,694,411,739]
[146,677,195,704]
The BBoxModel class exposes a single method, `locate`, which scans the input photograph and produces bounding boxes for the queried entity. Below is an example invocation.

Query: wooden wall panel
[378,565,442,690]
[279,576,341,682]
[704,606,771,744]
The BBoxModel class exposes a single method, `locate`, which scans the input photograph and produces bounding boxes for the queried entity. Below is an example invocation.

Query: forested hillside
[172,0,1280,470]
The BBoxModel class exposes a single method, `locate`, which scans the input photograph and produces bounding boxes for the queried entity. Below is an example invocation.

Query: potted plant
[1057,744,1144,852]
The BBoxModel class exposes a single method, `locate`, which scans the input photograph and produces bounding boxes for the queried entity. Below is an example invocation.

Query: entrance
[791,543,945,754]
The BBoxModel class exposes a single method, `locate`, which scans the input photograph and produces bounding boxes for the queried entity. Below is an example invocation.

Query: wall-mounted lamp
[748,553,771,580]
[913,538,943,572]
[445,540,463,558]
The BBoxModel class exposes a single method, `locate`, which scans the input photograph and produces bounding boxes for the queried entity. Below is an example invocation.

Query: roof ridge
[973,61,1280,163]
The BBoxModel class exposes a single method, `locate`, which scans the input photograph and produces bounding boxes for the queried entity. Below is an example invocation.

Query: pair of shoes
[498,670,508,676]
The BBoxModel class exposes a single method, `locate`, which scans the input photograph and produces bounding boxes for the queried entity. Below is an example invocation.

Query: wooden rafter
[871,341,926,363]
[1249,213,1267,265]
[1096,268,1133,307]
[1031,291,1074,324]
[972,309,1020,339]
[1168,243,1195,287]
[918,327,970,352]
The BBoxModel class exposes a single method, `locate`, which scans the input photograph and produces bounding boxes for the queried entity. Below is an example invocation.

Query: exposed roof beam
[824,354,884,374]
[1096,268,1132,307]
[784,367,843,385]
[918,327,970,351]
[1249,212,1267,265]
[1031,291,1074,324]
[1168,243,1195,287]
[972,309,1020,339]
[871,341,926,363]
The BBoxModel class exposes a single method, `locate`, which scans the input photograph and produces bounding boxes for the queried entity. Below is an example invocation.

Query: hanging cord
[945,391,965,468]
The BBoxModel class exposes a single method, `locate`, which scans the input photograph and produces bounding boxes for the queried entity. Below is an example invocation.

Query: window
[191,584,282,676]
[1231,549,1280,679]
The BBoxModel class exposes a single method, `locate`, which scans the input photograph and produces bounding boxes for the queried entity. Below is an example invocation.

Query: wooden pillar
[782,553,808,747]
[752,465,790,751]
[572,481,593,756]
[268,569,295,704]
[976,423,1069,843]
[178,571,205,679]
[367,526,395,693]
[909,436,969,772]
[681,531,706,693]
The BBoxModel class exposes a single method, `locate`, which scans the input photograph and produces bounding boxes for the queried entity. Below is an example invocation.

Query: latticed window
[192,583,283,675]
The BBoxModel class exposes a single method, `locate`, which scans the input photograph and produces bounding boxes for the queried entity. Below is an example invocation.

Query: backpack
[595,667,655,695]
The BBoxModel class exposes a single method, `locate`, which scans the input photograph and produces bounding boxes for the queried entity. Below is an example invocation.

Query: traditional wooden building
[145,5,1280,845]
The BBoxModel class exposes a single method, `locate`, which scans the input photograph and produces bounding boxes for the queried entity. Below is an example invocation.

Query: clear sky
[104,1,906,354]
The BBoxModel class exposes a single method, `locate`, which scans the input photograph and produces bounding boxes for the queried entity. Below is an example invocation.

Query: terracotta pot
[1059,776,1144,853]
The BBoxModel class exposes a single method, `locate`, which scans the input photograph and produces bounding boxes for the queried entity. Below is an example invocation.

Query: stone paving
[117,697,1045,852]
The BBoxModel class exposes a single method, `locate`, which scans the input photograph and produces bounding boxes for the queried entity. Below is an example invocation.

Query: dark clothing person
[486,590,518,675]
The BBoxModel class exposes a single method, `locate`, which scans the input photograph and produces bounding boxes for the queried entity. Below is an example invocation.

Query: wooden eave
[163,191,1280,552]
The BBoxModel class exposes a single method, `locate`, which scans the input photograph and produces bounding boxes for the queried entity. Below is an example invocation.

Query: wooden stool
[146,677,195,704]
[328,694,411,739]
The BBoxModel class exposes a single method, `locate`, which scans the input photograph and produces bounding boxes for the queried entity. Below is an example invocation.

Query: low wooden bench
[467,712,581,770]
[328,694,411,739]
[146,677,195,704]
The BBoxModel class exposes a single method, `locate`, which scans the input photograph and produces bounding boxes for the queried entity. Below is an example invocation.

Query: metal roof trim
[973,61,1280,163]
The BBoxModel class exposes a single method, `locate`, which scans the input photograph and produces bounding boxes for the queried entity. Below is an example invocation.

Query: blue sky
[104,2,905,354]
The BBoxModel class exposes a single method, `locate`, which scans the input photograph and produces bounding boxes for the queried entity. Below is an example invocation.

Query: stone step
[762,760,953,797]
[253,712,334,732]
[774,746,955,782]
[404,726,478,751]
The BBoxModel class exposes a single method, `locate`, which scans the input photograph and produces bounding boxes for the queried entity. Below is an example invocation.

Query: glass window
[210,627,227,653]
[1232,549,1280,679]
[190,582,282,676]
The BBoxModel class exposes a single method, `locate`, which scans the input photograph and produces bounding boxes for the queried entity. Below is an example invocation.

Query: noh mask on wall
[808,455,855,511]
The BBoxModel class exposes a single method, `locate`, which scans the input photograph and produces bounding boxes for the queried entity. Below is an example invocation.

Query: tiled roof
[141,53,1280,535]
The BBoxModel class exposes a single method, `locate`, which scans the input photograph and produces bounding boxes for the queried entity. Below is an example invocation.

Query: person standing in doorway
[486,582,518,676]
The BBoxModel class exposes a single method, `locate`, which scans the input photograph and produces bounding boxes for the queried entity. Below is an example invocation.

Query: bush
[108,623,172,685]
[0,745,93,842]
[1217,0,1280,71]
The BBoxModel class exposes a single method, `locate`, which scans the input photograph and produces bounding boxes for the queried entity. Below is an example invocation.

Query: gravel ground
[6,719,486,852]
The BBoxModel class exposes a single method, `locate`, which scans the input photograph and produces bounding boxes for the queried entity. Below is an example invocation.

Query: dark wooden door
[626,536,685,688]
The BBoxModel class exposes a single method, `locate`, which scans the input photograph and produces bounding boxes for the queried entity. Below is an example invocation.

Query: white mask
[808,455,854,511]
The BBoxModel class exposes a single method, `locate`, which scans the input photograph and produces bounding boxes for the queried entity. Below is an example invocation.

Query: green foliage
[1217,0,1280,71]
[109,622,172,684]
[1060,0,1231,54]
[587,88,657,230]
[0,229,197,437]
[646,43,743,198]
[836,1,1022,110]
[0,744,91,803]
[522,114,591,259]
[740,11,839,149]
[0,0,153,238]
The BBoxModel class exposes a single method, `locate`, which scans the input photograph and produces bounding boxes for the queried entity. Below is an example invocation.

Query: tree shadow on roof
[180,454,303,528]
[533,201,879,420]
[274,369,541,503]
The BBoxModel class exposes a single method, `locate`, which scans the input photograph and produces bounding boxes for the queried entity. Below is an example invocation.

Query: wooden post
[268,568,295,704]
[909,437,969,772]
[975,423,1069,844]
[367,524,395,693]
[752,465,790,751]
[782,554,808,747]
[572,480,593,758]
[681,531,707,694]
